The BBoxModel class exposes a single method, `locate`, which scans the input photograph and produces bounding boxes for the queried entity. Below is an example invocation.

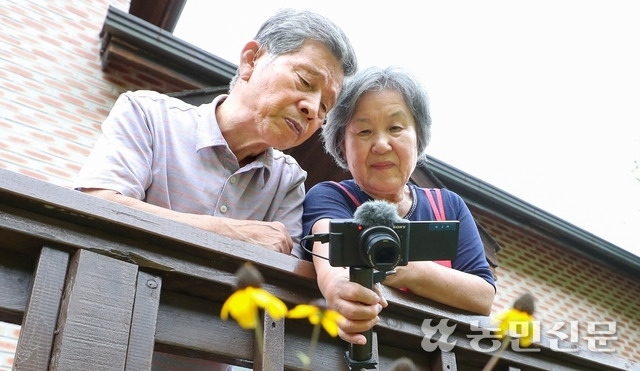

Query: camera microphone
[349,200,404,272]
[353,200,402,228]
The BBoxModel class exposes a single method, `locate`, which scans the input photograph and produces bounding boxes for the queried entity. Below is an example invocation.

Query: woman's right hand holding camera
[316,267,388,345]
[311,218,388,344]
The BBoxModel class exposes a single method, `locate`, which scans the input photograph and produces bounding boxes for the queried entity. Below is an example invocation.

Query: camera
[329,219,460,271]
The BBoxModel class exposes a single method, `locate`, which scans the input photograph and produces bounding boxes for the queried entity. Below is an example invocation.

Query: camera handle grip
[373,269,395,284]
[345,267,377,369]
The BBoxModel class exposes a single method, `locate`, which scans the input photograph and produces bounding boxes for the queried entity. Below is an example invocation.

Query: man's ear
[238,40,261,82]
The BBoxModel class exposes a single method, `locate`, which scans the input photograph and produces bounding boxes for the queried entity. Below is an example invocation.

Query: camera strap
[424,188,446,221]
[330,181,452,268]
[331,181,362,207]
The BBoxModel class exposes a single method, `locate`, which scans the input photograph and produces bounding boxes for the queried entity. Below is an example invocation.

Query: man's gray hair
[228,8,357,90]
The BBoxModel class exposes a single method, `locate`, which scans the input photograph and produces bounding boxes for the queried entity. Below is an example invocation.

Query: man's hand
[209,218,293,254]
[80,189,294,254]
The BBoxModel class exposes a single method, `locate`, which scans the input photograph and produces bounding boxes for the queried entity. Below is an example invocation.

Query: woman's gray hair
[229,8,357,89]
[323,66,432,170]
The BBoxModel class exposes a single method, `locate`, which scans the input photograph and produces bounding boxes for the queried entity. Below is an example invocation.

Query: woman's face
[344,89,418,198]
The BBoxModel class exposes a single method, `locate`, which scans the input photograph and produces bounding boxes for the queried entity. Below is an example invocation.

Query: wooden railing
[0,168,635,370]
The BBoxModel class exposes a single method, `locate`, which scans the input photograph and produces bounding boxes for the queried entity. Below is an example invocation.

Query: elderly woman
[293,66,496,345]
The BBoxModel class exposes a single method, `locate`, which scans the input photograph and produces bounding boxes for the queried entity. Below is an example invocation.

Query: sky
[173,0,640,257]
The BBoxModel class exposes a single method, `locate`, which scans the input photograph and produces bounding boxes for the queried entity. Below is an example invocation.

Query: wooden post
[14,247,70,370]
[49,249,138,370]
[254,311,285,370]
[125,271,162,370]
[430,349,458,371]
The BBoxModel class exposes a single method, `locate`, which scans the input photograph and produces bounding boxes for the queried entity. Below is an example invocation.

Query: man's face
[245,40,344,150]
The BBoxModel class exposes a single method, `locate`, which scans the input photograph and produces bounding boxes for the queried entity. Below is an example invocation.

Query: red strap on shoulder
[424,188,446,220]
[330,181,361,207]
[423,188,451,268]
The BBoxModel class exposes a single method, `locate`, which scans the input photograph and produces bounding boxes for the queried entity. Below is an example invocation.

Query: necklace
[404,186,417,219]
[354,181,417,219]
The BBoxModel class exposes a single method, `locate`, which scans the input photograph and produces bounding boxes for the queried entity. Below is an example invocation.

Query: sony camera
[328,219,460,272]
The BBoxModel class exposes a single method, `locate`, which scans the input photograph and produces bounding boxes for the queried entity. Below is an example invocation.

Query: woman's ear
[238,40,261,82]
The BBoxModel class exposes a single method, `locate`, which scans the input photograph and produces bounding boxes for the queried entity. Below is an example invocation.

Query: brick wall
[1,0,639,368]
[0,323,19,371]
[0,0,201,369]
[473,208,640,362]
[0,0,194,188]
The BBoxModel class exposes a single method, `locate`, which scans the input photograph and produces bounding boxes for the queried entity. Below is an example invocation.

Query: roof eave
[101,5,236,87]
[421,157,640,277]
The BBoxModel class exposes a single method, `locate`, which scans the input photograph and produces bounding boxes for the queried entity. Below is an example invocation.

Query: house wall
[473,208,640,363]
[0,1,196,369]
[0,0,638,369]
[0,0,195,189]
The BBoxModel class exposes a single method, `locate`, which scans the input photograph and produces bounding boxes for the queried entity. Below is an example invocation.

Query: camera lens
[359,226,401,271]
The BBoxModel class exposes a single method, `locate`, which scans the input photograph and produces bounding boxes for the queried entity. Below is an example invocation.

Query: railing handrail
[0,168,635,370]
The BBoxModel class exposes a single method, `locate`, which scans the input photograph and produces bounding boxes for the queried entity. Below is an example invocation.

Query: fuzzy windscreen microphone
[352,200,402,228]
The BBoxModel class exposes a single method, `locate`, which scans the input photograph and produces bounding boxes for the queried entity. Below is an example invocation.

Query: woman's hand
[320,275,387,344]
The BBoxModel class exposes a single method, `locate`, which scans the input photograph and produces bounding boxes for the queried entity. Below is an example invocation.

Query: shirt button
[220,205,228,213]
[230,176,237,184]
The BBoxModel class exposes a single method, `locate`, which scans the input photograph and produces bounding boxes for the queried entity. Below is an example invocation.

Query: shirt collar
[196,94,274,184]
[196,94,227,149]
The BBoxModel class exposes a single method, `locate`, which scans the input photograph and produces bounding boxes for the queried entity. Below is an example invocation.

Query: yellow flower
[221,286,288,329]
[493,308,536,346]
[287,300,344,337]
[483,293,537,371]
[492,292,536,347]
[220,262,288,329]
